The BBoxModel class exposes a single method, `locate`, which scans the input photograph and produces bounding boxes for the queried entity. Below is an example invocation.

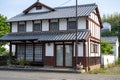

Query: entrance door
[65,45,72,67]
[56,45,72,67]
[56,45,63,66]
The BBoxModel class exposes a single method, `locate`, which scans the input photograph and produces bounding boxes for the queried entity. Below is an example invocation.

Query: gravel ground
[0,71,120,80]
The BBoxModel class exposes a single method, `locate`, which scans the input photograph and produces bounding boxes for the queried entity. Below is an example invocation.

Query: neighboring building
[102,22,111,32]
[0,1,102,71]
[101,36,119,60]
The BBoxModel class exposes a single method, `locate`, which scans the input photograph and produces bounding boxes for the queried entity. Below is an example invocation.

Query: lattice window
[35,44,42,61]
[26,44,33,61]
[17,44,25,60]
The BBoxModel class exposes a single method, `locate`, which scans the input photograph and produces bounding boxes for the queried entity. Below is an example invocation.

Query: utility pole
[75,0,78,71]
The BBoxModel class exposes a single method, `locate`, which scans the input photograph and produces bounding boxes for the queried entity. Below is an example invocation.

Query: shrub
[101,40,113,54]
[115,58,120,65]
[18,59,26,66]
[0,47,9,57]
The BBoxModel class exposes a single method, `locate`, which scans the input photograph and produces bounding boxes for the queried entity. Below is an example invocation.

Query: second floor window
[68,21,76,30]
[18,24,25,32]
[50,22,58,31]
[33,23,41,32]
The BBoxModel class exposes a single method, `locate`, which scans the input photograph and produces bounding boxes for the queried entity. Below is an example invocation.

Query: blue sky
[0,0,120,19]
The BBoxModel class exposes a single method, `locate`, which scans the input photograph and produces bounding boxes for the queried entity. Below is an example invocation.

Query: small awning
[0,30,90,41]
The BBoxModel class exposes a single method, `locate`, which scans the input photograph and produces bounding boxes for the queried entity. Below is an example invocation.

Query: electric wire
[57,0,72,7]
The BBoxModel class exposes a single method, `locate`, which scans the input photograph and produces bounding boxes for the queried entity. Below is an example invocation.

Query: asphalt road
[0,70,120,80]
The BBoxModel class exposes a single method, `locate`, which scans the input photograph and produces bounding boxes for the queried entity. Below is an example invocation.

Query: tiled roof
[101,36,118,44]
[0,30,90,41]
[6,3,97,22]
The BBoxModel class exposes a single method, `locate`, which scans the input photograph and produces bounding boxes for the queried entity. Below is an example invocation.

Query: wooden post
[9,42,12,64]
[24,41,26,61]
[33,41,35,62]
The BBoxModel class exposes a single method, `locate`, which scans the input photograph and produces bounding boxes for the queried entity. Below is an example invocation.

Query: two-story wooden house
[0,1,102,71]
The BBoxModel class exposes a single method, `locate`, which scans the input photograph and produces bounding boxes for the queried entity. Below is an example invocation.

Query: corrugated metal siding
[6,3,97,22]
[0,30,90,41]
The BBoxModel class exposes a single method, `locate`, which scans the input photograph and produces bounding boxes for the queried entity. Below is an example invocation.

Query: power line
[58,0,72,7]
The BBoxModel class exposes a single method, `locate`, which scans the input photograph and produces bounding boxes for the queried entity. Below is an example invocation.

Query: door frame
[55,42,74,68]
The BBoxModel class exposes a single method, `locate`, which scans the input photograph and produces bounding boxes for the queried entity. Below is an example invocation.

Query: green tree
[101,40,113,54]
[0,14,10,56]
[102,13,120,56]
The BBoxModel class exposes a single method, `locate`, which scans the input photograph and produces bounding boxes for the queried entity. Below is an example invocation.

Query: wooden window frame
[90,43,98,53]
[68,21,76,31]
[49,22,59,31]
[33,23,42,32]
[36,6,42,10]
[18,23,26,32]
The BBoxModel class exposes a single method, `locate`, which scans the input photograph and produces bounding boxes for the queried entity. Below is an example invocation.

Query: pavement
[0,70,120,80]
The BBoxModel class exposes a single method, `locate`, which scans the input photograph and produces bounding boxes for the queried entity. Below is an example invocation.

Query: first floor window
[35,44,42,61]
[90,43,98,53]
[91,44,94,52]
[17,44,25,60]
[26,44,33,61]
[17,44,43,62]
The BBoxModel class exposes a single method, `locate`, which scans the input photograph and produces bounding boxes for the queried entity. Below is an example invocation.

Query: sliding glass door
[56,44,72,67]
[65,45,72,67]
[56,45,63,66]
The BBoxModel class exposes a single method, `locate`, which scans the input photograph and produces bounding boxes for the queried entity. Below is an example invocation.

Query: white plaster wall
[85,42,88,57]
[34,21,41,23]
[113,41,119,60]
[51,19,58,22]
[68,18,76,21]
[101,55,115,66]
[29,6,49,13]
[90,13,100,25]
[88,20,100,39]
[59,19,67,30]
[12,45,16,56]
[12,22,17,32]
[90,53,95,57]
[19,22,25,24]
[94,26,100,39]
[98,44,101,56]
[78,43,83,57]
[42,20,49,31]
[115,40,119,60]
[78,17,86,29]
[86,39,96,57]
[74,42,83,57]
[26,21,32,32]
[89,12,101,39]
[45,43,54,56]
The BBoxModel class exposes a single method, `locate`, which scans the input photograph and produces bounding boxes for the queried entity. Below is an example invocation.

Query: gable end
[23,1,55,14]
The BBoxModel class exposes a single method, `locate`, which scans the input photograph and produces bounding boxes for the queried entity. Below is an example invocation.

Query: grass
[87,58,120,75]
[88,68,106,74]
[87,65,120,75]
